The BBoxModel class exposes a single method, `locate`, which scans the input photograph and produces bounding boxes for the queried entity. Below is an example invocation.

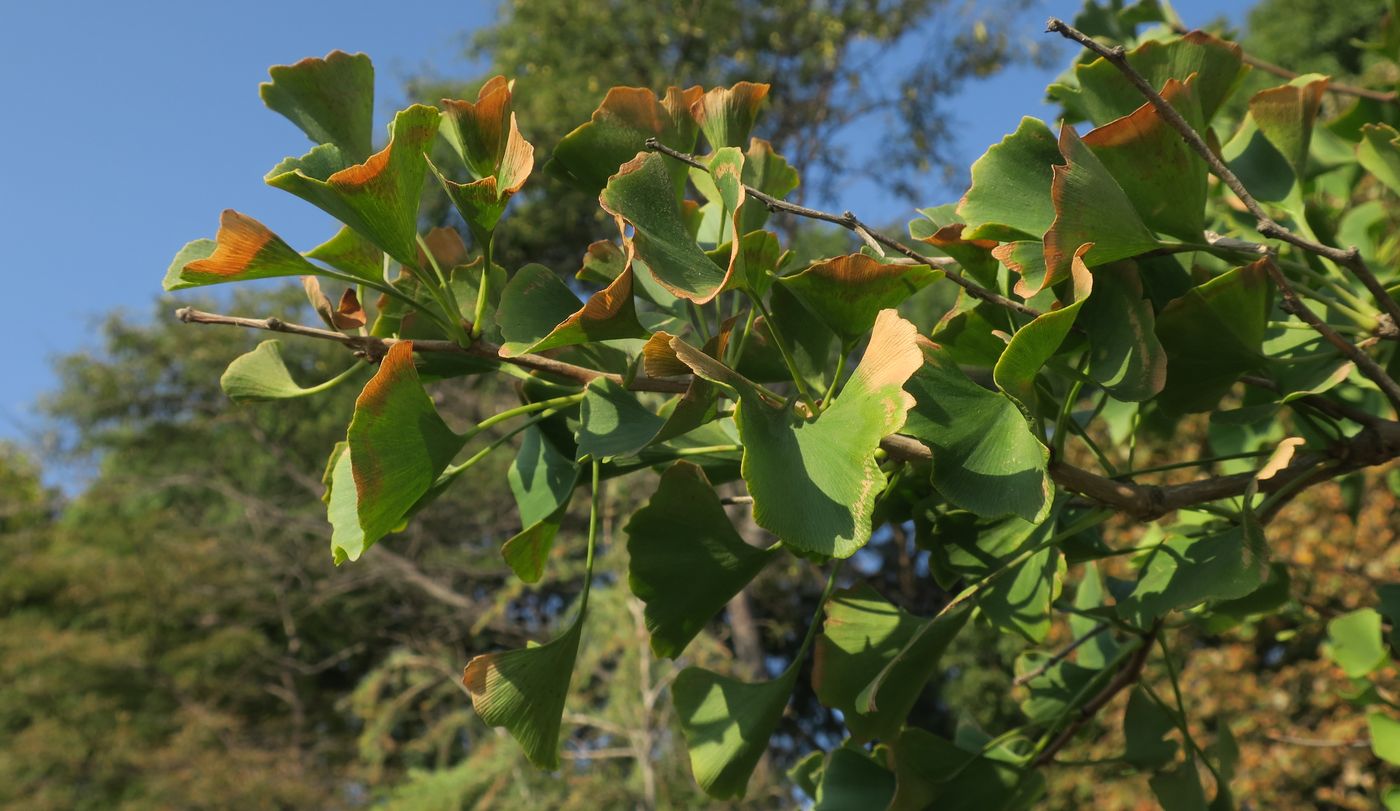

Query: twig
[1046,18,1400,336]
[1030,628,1158,768]
[1263,733,1372,749]
[175,307,687,394]
[644,138,1042,318]
[1013,624,1110,686]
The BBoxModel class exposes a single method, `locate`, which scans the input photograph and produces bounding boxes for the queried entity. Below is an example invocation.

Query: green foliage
[148,3,1400,808]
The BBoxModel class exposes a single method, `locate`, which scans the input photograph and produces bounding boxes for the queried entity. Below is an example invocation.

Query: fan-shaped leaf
[691,82,770,151]
[779,254,941,342]
[1325,608,1388,678]
[497,263,648,356]
[625,461,779,657]
[166,210,319,290]
[549,85,701,195]
[501,426,581,583]
[672,664,799,800]
[260,50,375,161]
[220,340,362,402]
[957,116,1064,242]
[1250,76,1329,178]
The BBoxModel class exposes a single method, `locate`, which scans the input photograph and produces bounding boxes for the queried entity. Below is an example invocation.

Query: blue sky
[0,0,1246,443]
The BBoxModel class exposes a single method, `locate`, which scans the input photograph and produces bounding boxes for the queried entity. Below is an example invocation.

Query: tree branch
[1029,628,1157,769]
[1045,18,1400,336]
[175,306,687,394]
[643,138,1042,318]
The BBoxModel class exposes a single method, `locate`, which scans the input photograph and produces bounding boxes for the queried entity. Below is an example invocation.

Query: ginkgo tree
[167,3,1400,808]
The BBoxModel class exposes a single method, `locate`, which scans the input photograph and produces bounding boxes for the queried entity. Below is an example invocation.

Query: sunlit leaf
[549,85,702,195]
[1079,262,1168,402]
[691,82,770,151]
[1249,76,1329,178]
[1359,123,1400,195]
[957,116,1064,242]
[672,663,798,799]
[166,210,319,290]
[497,263,648,356]
[672,309,920,558]
[260,50,375,161]
[1325,608,1388,678]
[1369,712,1400,765]
[1117,521,1270,626]
[625,461,779,657]
[219,340,362,402]
[994,244,1094,412]
[266,105,440,268]
[430,78,534,241]
[904,346,1052,523]
[305,224,384,282]
[347,342,465,554]
[737,138,800,234]
[813,585,969,742]
[501,426,580,583]
[601,153,731,303]
[574,377,666,462]
[778,254,941,342]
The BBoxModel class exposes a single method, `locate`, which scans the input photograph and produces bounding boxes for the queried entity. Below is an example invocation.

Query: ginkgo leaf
[305,224,384,282]
[574,378,666,462]
[166,210,320,290]
[1039,126,1160,296]
[260,50,375,161]
[497,263,648,357]
[219,340,363,402]
[1078,262,1168,402]
[326,444,367,564]
[957,116,1065,242]
[778,255,941,342]
[994,243,1094,413]
[430,80,534,242]
[1052,30,1246,126]
[501,426,581,583]
[887,727,1045,811]
[266,104,440,268]
[1155,258,1273,413]
[737,138,799,234]
[463,608,584,770]
[904,346,1053,523]
[691,82,770,151]
[549,85,702,195]
[625,462,779,657]
[347,342,465,552]
[1250,75,1329,179]
[813,585,970,742]
[672,663,799,800]
[672,309,920,558]
[1082,77,1208,242]
[1324,609,1388,679]
[600,152,731,303]
[1117,521,1270,626]
[303,276,366,330]
[1358,123,1400,195]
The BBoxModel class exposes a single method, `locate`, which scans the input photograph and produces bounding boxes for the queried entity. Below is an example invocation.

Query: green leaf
[305,224,384,282]
[887,727,1045,811]
[1359,123,1400,196]
[326,444,367,565]
[497,263,648,356]
[429,81,534,242]
[1016,653,1100,724]
[1079,263,1168,402]
[737,138,799,234]
[219,340,361,402]
[1379,583,1400,651]
[778,254,941,342]
[813,585,970,742]
[1081,77,1207,242]
[266,105,440,268]
[549,86,701,195]
[1117,522,1270,626]
[1249,76,1329,179]
[671,309,920,558]
[812,747,896,811]
[346,342,465,555]
[994,244,1093,413]
[166,211,320,290]
[1054,30,1246,126]
[1039,126,1161,296]
[601,152,731,303]
[672,664,799,800]
[1369,712,1400,765]
[904,346,1052,523]
[958,116,1065,242]
[574,378,666,462]
[692,82,769,151]
[1150,761,1209,811]
[260,50,375,161]
[1070,562,1119,668]
[1123,687,1179,769]
[462,608,584,770]
[625,461,778,658]
[501,427,581,583]
[1155,258,1272,413]
[1325,608,1388,679]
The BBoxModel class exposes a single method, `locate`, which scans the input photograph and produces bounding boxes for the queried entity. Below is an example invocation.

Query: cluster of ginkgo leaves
[165,2,1400,807]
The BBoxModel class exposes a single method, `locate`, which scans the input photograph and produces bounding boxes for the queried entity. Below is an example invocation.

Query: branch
[1045,19,1400,336]
[643,138,1043,318]
[1029,629,1157,769]
[1013,624,1110,687]
[175,307,687,394]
